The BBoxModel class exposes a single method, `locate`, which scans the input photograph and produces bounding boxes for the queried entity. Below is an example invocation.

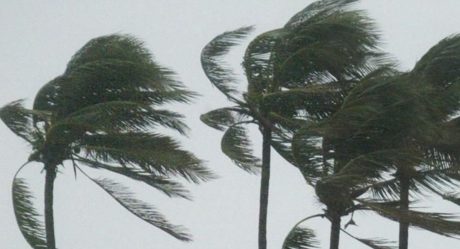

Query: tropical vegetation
[0,34,213,249]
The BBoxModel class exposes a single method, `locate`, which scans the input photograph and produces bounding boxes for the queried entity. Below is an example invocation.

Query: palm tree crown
[0,34,213,249]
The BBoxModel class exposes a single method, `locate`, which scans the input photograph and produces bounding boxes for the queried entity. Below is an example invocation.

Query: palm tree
[0,34,213,249]
[281,36,460,249]
[200,1,383,248]
[367,34,460,249]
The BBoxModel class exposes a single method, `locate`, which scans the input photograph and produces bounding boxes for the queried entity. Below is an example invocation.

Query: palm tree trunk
[329,212,341,249]
[259,126,271,249]
[399,175,410,249]
[44,163,57,249]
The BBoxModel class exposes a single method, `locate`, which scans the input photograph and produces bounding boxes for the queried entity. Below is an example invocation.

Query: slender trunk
[259,126,271,249]
[399,175,410,249]
[329,212,341,249]
[44,163,57,249]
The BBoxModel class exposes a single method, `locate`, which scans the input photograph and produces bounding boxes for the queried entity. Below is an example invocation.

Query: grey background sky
[1,1,460,248]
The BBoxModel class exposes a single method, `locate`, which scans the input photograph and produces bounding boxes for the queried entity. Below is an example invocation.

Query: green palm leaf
[84,175,191,241]
[55,101,188,134]
[201,26,254,100]
[12,178,47,248]
[76,157,191,200]
[341,229,396,249]
[284,0,357,29]
[282,226,319,249]
[221,124,261,173]
[362,200,460,238]
[0,100,47,144]
[200,107,251,131]
[80,132,214,183]
[243,29,285,94]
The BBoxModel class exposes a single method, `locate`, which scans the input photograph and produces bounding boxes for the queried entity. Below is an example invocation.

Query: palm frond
[282,214,324,249]
[282,226,319,249]
[367,177,400,200]
[0,100,46,144]
[261,85,343,119]
[278,3,382,87]
[342,229,396,249]
[53,101,188,135]
[201,26,254,100]
[83,175,191,241]
[412,166,460,197]
[291,125,326,184]
[270,128,297,166]
[80,132,214,183]
[12,178,47,248]
[76,157,191,200]
[221,124,261,173]
[362,200,460,237]
[200,106,251,131]
[441,193,460,206]
[65,34,153,73]
[243,29,285,94]
[285,0,358,29]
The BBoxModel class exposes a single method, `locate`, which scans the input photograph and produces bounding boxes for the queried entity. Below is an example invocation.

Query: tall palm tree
[367,34,460,249]
[0,34,213,249]
[200,1,382,248]
[281,36,460,249]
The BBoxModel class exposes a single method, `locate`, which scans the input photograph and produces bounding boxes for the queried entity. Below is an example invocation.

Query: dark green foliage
[221,124,261,173]
[1,34,211,248]
[282,226,319,249]
[84,176,191,241]
[12,178,47,249]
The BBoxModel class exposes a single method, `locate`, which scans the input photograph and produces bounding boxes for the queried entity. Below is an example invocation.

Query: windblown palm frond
[341,229,396,249]
[243,29,285,95]
[79,132,213,183]
[221,124,261,173]
[200,107,252,131]
[0,100,47,144]
[201,26,254,100]
[284,0,358,29]
[282,226,319,249]
[51,101,188,135]
[75,157,191,199]
[282,214,323,249]
[82,174,191,241]
[362,200,460,238]
[12,178,47,249]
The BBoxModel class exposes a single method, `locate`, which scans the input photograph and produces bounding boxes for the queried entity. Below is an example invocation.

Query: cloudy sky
[1,1,460,248]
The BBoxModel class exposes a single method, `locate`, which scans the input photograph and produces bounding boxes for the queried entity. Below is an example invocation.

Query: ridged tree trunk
[399,174,410,249]
[259,126,271,249]
[44,163,57,249]
[329,212,341,249]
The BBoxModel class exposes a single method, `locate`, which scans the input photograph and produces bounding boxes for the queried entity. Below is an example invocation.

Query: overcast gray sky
[1,1,460,248]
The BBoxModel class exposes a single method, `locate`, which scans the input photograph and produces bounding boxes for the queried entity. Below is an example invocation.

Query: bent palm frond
[200,107,251,131]
[0,100,47,144]
[341,229,396,249]
[201,26,254,100]
[79,132,213,183]
[76,157,191,200]
[282,226,319,249]
[82,173,191,241]
[12,178,47,248]
[221,123,261,173]
[362,200,460,238]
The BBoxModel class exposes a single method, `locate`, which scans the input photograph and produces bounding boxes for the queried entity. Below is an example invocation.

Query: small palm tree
[0,34,213,249]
